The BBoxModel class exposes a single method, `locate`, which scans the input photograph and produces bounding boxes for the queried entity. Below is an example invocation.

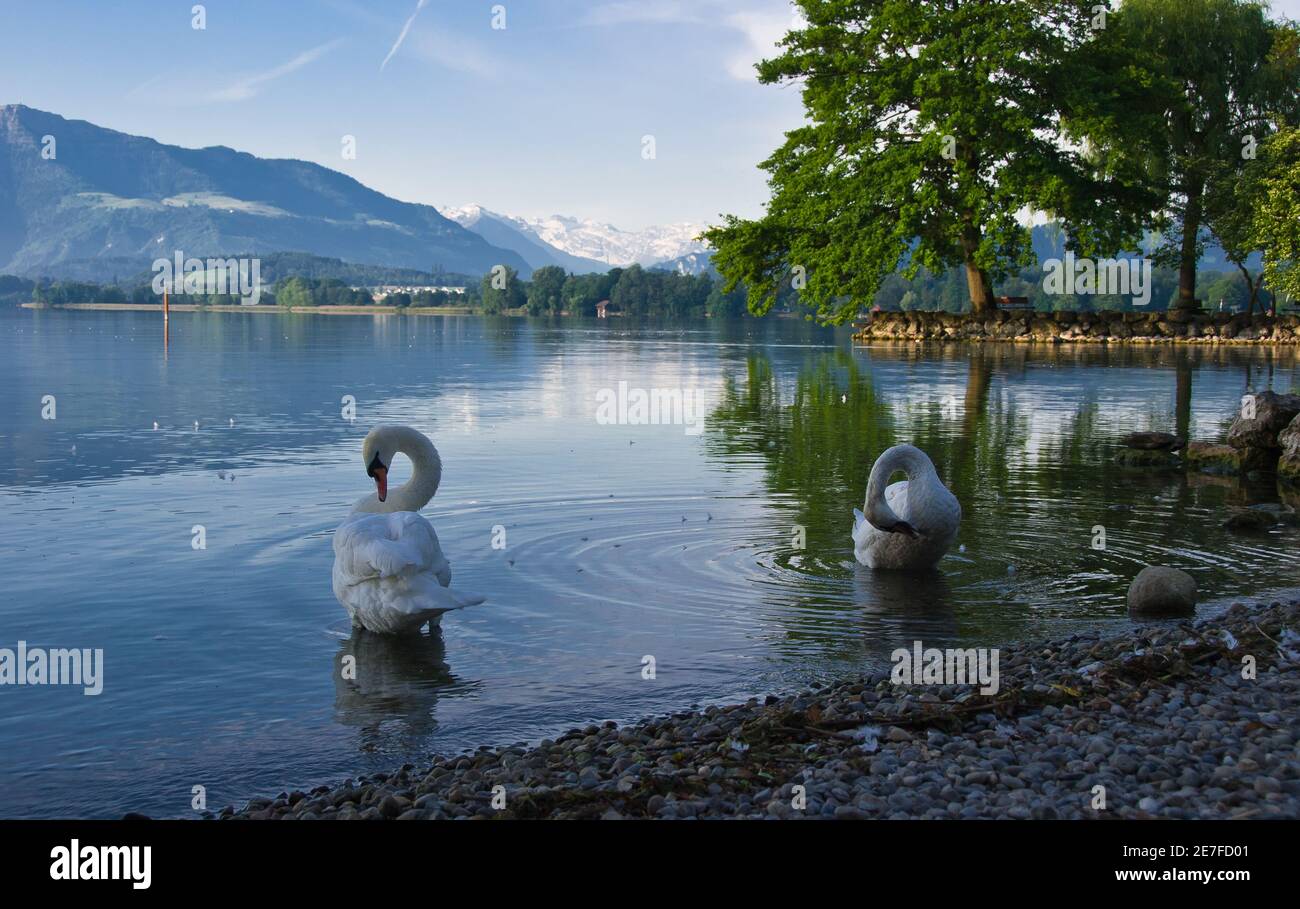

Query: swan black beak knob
[367,453,388,502]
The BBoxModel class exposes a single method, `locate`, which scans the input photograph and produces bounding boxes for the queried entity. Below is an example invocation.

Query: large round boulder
[1184,441,1245,475]
[1115,447,1178,467]
[1280,413,1300,484]
[1127,566,1197,619]
[1226,391,1300,451]
[1121,431,1181,451]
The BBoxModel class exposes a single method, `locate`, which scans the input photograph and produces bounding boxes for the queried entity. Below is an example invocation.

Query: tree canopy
[703,0,1160,322]
[1095,0,1300,308]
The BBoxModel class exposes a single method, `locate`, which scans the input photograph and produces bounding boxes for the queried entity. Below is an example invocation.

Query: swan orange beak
[373,466,388,502]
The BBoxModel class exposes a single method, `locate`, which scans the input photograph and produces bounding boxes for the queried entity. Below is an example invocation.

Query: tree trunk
[1234,262,1258,317]
[1176,180,1204,310]
[964,261,995,315]
[960,223,996,315]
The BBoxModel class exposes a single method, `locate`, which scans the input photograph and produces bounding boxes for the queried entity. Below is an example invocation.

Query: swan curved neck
[384,427,442,513]
[864,444,935,528]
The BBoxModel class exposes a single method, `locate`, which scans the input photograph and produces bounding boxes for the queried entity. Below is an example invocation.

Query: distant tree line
[6,256,1288,319]
[0,275,36,305]
[116,251,475,291]
[479,264,783,318]
[272,277,372,308]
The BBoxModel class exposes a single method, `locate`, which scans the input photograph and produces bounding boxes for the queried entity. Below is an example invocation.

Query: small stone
[378,795,409,819]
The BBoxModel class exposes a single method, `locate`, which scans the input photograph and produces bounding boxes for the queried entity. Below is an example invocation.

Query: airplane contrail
[381,0,430,71]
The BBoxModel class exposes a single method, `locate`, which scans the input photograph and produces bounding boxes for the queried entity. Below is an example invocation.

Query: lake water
[2,306,1298,818]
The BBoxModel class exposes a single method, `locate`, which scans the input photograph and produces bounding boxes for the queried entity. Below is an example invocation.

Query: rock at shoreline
[1224,509,1276,532]
[1184,441,1247,475]
[1226,391,1300,452]
[1127,566,1197,618]
[852,310,1300,345]
[1280,414,1300,483]
[1120,431,1181,451]
[1115,447,1178,467]
[1225,503,1300,532]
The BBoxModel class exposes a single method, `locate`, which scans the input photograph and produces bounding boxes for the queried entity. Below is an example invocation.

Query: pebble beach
[218,597,1300,821]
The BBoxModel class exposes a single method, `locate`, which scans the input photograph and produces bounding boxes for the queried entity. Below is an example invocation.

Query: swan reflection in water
[853,565,962,662]
[332,627,480,753]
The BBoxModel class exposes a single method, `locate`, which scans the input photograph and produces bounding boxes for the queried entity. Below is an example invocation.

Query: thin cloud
[207,39,344,102]
[582,0,794,82]
[722,9,794,81]
[582,1,701,27]
[405,29,501,79]
[381,0,430,71]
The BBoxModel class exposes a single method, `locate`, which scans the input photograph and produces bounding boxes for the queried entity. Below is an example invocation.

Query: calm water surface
[1,307,1298,817]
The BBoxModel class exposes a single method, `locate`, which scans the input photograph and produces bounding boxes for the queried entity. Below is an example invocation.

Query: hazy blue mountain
[644,226,1256,282]
[1028,223,1261,270]
[0,105,531,279]
[650,251,718,276]
[443,204,609,274]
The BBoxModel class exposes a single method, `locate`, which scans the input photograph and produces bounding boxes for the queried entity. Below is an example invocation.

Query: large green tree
[478,266,526,314]
[1251,126,1300,307]
[525,265,567,315]
[703,0,1152,322]
[1101,0,1299,310]
[1204,155,1268,314]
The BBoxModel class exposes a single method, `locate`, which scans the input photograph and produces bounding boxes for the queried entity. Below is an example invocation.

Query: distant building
[360,285,467,301]
[596,299,618,318]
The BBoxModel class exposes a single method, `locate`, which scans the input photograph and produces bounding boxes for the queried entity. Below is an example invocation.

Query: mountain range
[0,105,533,279]
[444,204,709,272]
[1,104,1257,288]
[0,105,714,283]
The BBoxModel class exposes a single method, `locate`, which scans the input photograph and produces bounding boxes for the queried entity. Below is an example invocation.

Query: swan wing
[883,479,909,517]
[333,512,440,582]
[333,512,484,633]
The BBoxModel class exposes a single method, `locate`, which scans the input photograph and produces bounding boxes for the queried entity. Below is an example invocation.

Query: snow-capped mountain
[442,204,607,275]
[650,251,717,277]
[445,204,710,270]
[523,214,710,268]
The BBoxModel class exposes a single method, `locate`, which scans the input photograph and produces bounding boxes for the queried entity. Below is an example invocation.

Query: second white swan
[332,425,485,633]
[853,444,961,571]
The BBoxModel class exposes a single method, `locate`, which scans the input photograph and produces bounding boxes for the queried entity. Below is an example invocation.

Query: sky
[1,0,1296,231]
[0,0,806,230]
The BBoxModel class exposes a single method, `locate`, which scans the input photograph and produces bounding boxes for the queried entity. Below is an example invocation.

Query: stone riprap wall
[853,310,1300,344]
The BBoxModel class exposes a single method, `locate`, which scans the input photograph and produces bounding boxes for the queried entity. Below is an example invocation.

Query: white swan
[332,425,485,633]
[852,444,961,571]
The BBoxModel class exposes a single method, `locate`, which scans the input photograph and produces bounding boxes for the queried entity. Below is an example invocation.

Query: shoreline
[21,302,478,316]
[213,595,1300,821]
[854,310,1300,344]
[20,303,1300,342]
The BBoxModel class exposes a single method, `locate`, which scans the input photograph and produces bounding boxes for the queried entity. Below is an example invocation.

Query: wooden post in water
[163,287,170,354]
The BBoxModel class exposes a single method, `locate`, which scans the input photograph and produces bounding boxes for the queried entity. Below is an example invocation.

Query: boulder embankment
[853,310,1300,344]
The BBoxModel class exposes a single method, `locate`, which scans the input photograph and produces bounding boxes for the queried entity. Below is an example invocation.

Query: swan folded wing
[333,512,441,584]
[885,480,910,518]
[352,572,484,620]
[333,514,484,632]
